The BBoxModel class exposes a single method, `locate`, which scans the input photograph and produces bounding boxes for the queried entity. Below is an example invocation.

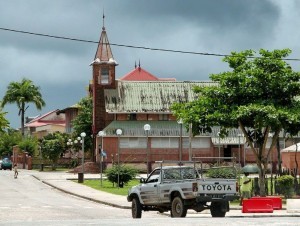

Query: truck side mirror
[140,178,146,183]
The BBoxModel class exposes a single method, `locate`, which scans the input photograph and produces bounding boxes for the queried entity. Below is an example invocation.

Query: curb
[32,175,131,210]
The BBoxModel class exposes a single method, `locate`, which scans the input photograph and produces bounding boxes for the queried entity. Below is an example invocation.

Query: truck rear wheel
[210,201,228,217]
[171,196,187,218]
[132,197,142,218]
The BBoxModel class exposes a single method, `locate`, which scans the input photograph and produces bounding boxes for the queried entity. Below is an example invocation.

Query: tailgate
[197,179,237,194]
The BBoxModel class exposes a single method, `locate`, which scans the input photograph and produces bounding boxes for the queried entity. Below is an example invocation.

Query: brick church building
[87,19,256,172]
[56,18,300,174]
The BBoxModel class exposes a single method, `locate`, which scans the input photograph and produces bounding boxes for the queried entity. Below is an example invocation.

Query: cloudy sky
[1,0,300,129]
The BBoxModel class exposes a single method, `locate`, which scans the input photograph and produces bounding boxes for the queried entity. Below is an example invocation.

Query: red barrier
[251,196,282,210]
[242,198,273,213]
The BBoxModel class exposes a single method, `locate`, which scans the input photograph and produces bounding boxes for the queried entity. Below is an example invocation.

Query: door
[140,169,160,204]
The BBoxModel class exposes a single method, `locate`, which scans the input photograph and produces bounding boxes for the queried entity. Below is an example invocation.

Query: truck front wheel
[210,201,228,217]
[171,196,187,218]
[132,197,142,218]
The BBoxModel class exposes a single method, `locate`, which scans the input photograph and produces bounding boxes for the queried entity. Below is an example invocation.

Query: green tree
[0,129,22,157]
[40,132,67,170]
[171,49,300,196]
[72,97,92,151]
[1,78,46,136]
[0,104,9,133]
[18,136,38,156]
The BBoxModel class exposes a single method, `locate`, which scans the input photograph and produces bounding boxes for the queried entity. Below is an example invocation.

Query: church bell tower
[90,14,118,135]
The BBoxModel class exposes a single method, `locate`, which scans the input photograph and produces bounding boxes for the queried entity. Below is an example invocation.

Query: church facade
[89,19,279,172]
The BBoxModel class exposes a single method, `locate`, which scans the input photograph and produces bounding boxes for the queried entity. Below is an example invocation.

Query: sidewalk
[30,170,300,217]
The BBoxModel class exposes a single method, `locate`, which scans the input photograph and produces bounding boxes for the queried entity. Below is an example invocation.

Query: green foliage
[105,165,138,187]
[0,106,9,133]
[171,48,300,196]
[276,175,294,198]
[0,129,22,157]
[40,132,68,169]
[18,136,38,156]
[72,97,92,151]
[1,78,45,136]
[206,167,236,179]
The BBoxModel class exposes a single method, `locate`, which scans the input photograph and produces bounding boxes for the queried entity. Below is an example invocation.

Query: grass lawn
[82,179,140,196]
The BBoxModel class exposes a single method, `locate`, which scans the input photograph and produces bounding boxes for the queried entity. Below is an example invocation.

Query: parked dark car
[1,158,12,170]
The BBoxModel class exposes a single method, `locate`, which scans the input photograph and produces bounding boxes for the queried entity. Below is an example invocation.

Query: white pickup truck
[127,160,239,218]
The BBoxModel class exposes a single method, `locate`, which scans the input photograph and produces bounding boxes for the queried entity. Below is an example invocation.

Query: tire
[210,201,228,217]
[171,196,187,218]
[132,197,142,218]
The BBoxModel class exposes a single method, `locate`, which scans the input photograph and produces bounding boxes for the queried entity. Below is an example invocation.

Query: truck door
[140,169,160,204]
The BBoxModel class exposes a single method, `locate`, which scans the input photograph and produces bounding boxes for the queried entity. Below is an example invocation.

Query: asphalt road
[0,170,300,226]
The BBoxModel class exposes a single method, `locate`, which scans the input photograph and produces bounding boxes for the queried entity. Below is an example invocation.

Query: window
[191,137,210,148]
[99,68,109,84]
[152,137,178,148]
[159,114,169,121]
[128,114,137,121]
[120,137,146,148]
[146,169,160,183]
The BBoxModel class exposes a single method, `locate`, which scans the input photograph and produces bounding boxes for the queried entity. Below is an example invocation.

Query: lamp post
[116,129,122,188]
[144,124,151,176]
[238,133,242,166]
[98,131,105,187]
[178,119,183,162]
[80,132,86,183]
[217,132,221,165]
[67,139,73,157]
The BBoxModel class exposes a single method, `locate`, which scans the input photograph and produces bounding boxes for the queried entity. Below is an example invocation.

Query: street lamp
[67,139,73,156]
[217,132,221,165]
[116,129,122,188]
[98,130,105,187]
[178,119,183,162]
[144,124,151,176]
[80,132,86,183]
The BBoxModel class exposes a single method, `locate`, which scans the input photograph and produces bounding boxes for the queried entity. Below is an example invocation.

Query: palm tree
[1,78,46,136]
[0,104,9,133]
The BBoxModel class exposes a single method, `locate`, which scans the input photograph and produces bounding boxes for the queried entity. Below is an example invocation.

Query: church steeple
[91,13,118,65]
[91,13,117,135]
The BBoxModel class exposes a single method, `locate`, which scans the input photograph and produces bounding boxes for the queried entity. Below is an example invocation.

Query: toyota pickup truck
[127,159,239,218]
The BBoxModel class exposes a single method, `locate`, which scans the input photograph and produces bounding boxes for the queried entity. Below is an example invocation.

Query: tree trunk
[277,139,282,175]
[21,109,25,137]
[257,161,267,196]
[294,146,299,195]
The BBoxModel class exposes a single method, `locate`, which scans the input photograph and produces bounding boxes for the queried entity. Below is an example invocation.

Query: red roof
[119,67,159,81]
[25,109,65,128]
[119,66,176,81]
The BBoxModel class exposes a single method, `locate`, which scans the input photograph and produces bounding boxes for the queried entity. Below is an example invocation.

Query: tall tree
[1,78,45,136]
[172,49,300,196]
[0,104,9,133]
[72,96,93,151]
[0,128,22,157]
[40,132,68,170]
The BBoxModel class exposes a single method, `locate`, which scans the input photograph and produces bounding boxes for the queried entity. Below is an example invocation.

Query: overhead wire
[0,27,300,61]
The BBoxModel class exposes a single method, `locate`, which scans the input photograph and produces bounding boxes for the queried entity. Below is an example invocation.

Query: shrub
[105,164,138,187]
[276,175,294,198]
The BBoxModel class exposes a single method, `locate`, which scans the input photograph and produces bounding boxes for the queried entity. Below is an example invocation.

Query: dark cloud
[0,0,298,128]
